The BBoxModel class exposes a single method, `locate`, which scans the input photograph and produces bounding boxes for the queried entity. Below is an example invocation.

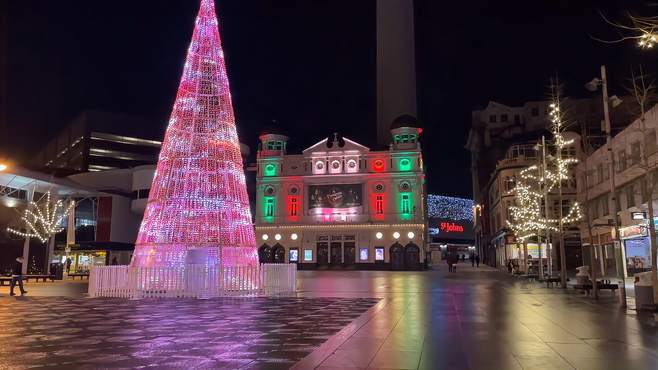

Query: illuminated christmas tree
[131,0,257,268]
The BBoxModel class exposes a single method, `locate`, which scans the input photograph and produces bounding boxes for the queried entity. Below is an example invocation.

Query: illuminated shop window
[264,163,277,177]
[359,248,369,261]
[399,158,412,171]
[303,249,313,261]
[375,247,385,261]
[288,196,299,218]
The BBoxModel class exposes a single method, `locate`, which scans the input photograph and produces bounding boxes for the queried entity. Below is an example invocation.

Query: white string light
[6,192,75,243]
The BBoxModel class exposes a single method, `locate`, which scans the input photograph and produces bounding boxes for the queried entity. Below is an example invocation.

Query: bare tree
[626,67,658,303]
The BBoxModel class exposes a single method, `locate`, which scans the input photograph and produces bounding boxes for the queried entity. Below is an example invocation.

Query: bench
[573,282,619,295]
[24,274,55,283]
[543,276,561,288]
[0,276,12,286]
[68,273,90,280]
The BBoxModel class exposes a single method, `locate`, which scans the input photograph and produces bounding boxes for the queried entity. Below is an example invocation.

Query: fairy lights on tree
[506,89,583,277]
[7,191,74,243]
[130,0,258,268]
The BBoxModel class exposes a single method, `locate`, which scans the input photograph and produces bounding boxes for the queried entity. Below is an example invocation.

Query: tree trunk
[647,189,658,304]
[523,240,528,273]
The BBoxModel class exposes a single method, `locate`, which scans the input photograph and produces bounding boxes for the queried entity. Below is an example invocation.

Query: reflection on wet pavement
[1,264,658,369]
[0,296,378,369]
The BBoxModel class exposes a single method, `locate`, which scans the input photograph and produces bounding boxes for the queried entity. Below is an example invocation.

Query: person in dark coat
[475,254,480,268]
[11,256,27,296]
[470,253,475,267]
[446,254,453,272]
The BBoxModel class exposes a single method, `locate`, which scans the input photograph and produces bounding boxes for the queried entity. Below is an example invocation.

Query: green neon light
[263,196,275,223]
[399,158,412,171]
[399,192,412,220]
[264,163,277,177]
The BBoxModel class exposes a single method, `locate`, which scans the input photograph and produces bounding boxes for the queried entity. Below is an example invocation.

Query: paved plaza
[1,265,658,369]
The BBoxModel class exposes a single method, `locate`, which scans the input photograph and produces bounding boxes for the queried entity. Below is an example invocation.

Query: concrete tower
[376,0,417,146]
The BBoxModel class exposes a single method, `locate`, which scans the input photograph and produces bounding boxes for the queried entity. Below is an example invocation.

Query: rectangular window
[289,248,299,262]
[618,150,627,172]
[264,196,275,222]
[359,248,369,261]
[303,249,313,262]
[626,184,636,208]
[400,193,411,218]
[289,196,298,217]
[500,114,508,122]
[376,195,384,215]
[375,247,385,261]
[646,129,657,155]
[489,115,497,123]
[631,141,641,165]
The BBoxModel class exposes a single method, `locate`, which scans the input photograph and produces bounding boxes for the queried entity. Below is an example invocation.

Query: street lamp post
[586,65,627,307]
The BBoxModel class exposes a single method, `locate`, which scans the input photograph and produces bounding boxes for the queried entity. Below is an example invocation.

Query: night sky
[3,0,656,198]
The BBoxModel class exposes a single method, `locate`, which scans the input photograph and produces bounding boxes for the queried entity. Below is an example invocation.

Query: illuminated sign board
[308,184,362,214]
[429,219,474,241]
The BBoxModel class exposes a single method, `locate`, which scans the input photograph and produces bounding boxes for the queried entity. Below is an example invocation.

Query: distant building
[426,194,475,260]
[254,116,426,270]
[466,97,635,268]
[33,111,163,172]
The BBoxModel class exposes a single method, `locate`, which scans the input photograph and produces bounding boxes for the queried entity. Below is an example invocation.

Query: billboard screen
[308,184,363,214]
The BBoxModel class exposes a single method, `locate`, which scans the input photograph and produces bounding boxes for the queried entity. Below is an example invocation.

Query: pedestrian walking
[446,254,452,272]
[470,253,475,267]
[10,256,27,296]
[507,260,513,274]
[475,254,480,268]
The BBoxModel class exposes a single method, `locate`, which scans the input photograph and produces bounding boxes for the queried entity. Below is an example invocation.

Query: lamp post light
[585,65,627,307]
[0,163,7,172]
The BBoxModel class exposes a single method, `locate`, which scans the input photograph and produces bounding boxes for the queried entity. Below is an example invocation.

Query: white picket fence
[88,263,296,299]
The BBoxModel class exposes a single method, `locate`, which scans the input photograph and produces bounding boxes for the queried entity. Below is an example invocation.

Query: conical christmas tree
[131,0,257,268]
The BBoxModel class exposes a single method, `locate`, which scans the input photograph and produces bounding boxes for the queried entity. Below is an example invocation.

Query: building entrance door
[317,242,329,267]
[343,242,356,267]
[330,242,343,267]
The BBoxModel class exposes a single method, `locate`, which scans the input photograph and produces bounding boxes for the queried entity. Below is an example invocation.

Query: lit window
[264,163,276,177]
[399,158,412,171]
[376,195,384,215]
[303,249,313,261]
[289,196,298,217]
[401,193,411,216]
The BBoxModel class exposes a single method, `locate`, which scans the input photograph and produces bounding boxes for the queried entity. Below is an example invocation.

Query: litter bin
[634,271,654,309]
[50,263,64,280]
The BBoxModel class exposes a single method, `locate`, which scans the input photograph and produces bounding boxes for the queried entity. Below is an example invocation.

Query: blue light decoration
[427,194,473,221]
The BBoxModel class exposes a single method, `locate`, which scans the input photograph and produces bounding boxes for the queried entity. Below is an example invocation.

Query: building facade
[254,117,426,270]
[466,98,635,266]
[576,103,658,277]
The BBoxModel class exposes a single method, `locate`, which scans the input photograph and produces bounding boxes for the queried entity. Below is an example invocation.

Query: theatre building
[254,116,426,270]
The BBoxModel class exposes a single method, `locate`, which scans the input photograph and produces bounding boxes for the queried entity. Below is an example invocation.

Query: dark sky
[3,0,656,198]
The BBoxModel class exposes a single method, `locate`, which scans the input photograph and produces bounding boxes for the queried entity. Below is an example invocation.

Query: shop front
[619,224,652,275]
[54,242,134,273]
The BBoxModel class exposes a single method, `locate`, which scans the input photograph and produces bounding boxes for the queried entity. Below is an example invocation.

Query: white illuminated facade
[255,116,427,270]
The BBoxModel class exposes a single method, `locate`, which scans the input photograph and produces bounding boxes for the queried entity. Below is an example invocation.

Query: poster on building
[308,184,363,214]
[624,238,652,271]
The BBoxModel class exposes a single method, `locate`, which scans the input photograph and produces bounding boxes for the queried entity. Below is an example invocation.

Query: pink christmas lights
[131,0,257,268]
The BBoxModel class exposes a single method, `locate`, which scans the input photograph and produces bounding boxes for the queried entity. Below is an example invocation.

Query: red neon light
[440,222,464,233]
[372,159,385,172]
[370,193,386,221]
[287,195,300,222]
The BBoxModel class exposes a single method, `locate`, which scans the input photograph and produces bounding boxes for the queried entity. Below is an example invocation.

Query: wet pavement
[1,265,657,369]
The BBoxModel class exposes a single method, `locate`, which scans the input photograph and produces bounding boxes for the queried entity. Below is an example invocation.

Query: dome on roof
[259,127,286,136]
[390,114,419,129]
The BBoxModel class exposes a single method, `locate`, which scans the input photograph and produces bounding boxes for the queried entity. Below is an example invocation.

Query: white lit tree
[7,191,75,273]
[507,88,583,283]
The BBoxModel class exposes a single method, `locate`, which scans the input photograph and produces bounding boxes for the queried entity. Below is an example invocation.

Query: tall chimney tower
[376,0,417,145]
